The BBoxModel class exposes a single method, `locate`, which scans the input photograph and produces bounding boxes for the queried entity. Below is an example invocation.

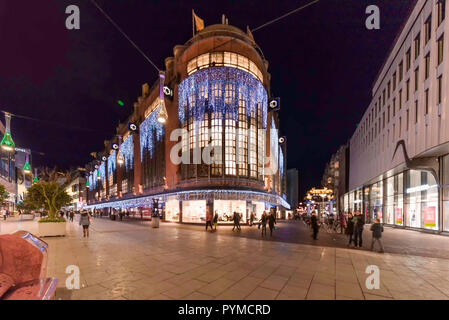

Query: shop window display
[165,198,180,222]
[394,173,404,226]
[385,176,395,225]
[182,200,206,223]
[214,200,246,223]
[405,170,439,230]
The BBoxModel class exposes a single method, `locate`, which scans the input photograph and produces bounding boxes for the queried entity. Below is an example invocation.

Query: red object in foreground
[0,231,58,300]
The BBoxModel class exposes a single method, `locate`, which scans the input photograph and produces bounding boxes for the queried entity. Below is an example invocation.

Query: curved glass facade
[178,67,267,180]
[187,52,264,83]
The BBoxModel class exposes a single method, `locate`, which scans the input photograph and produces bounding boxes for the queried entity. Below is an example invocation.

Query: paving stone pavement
[2,217,449,300]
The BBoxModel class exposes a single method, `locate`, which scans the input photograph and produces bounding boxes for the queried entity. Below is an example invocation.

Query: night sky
[0,0,415,197]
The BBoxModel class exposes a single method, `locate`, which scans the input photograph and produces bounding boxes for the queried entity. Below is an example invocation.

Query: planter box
[152,217,160,228]
[38,222,67,237]
[20,214,35,221]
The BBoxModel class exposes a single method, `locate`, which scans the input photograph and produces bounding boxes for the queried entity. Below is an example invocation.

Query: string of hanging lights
[140,108,165,161]
[178,67,268,127]
[119,135,134,171]
[85,189,290,210]
[108,149,117,177]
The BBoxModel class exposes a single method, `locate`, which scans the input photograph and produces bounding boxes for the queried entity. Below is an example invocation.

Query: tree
[0,184,9,205]
[23,168,73,220]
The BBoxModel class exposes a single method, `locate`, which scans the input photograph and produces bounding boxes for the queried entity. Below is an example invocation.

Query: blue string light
[89,173,94,190]
[139,108,165,161]
[120,135,134,172]
[178,67,268,127]
[271,118,279,169]
[86,189,290,210]
[92,170,98,189]
[108,150,116,176]
[99,162,106,184]
[280,147,284,179]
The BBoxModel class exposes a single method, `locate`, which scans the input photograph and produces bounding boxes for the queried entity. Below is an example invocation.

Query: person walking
[311,212,319,240]
[205,211,213,232]
[346,213,354,247]
[260,211,267,236]
[69,211,74,222]
[268,212,276,236]
[2,208,6,221]
[213,211,218,231]
[79,211,91,238]
[232,211,240,231]
[370,219,385,253]
[353,211,365,248]
[249,212,255,226]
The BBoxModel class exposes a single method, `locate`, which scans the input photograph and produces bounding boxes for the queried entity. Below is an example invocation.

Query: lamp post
[23,154,32,175]
[33,168,39,183]
[1,112,15,152]
[157,71,168,124]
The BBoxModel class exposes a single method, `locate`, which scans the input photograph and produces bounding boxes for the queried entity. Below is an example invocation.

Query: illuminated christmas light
[99,161,106,184]
[108,150,116,176]
[120,135,134,171]
[33,168,39,183]
[140,108,165,161]
[178,67,268,127]
[1,113,15,152]
[117,100,124,107]
[23,154,32,174]
[85,189,290,210]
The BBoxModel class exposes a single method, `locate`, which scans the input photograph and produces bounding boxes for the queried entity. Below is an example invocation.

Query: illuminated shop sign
[406,184,437,194]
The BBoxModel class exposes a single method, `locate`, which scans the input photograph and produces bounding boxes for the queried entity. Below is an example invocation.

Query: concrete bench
[0,231,58,300]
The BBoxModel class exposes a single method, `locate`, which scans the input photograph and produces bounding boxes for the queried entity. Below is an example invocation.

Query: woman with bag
[79,210,91,238]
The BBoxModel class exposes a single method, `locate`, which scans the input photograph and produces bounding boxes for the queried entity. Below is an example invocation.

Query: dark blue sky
[0,0,415,196]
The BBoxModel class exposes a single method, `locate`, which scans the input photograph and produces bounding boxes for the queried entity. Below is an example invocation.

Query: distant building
[321,144,349,213]
[0,119,33,211]
[287,169,299,210]
[65,174,86,211]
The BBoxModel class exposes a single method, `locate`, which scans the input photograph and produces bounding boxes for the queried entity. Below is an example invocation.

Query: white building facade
[345,0,449,232]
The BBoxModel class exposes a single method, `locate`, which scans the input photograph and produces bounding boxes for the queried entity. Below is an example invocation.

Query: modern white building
[64,175,86,211]
[344,0,449,233]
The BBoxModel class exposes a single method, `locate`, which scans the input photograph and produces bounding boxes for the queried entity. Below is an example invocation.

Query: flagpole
[192,9,195,37]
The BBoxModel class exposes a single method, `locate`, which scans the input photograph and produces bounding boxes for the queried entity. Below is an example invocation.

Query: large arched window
[178,67,267,180]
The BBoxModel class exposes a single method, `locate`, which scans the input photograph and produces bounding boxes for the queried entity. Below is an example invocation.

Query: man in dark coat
[353,211,365,248]
[346,213,354,247]
[268,212,276,236]
[232,211,241,231]
[311,212,319,240]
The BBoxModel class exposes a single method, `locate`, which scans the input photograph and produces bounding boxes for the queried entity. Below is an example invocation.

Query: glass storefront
[370,181,383,223]
[182,200,206,223]
[394,173,404,226]
[346,167,441,231]
[214,200,246,223]
[179,199,272,224]
[444,155,449,231]
[385,176,394,225]
[165,197,180,222]
[405,170,438,230]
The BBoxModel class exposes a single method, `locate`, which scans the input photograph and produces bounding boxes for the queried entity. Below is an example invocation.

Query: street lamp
[157,71,168,124]
[1,112,15,152]
[33,168,39,183]
[157,103,168,124]
[23,154,32,174]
